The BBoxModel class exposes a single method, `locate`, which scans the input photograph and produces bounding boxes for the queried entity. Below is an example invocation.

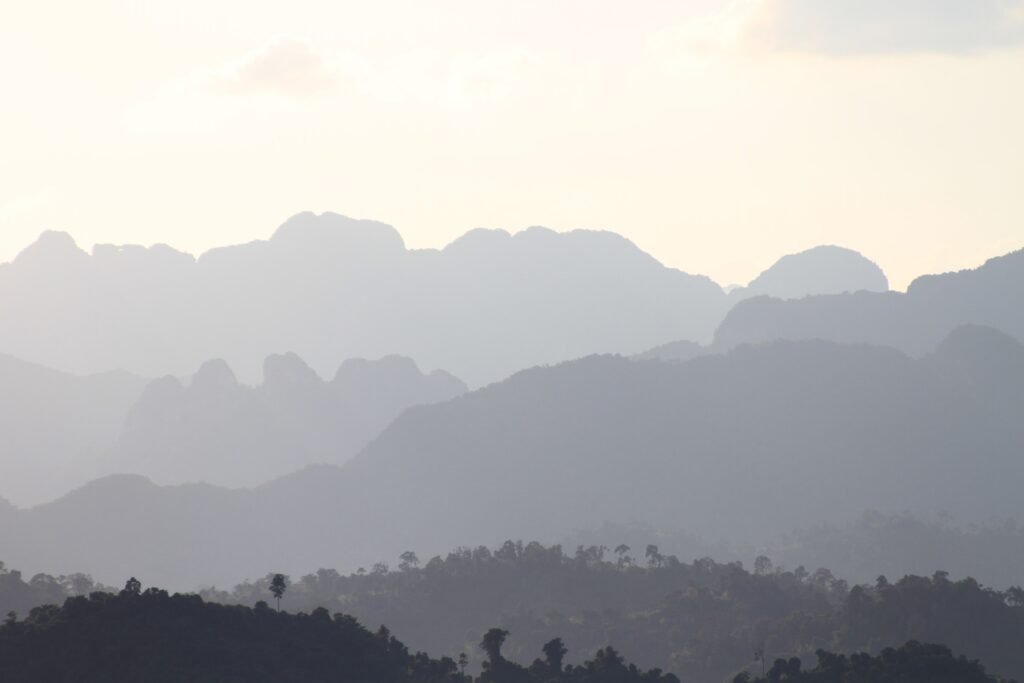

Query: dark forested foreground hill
[3,328,1024,588]
[739,642,1013,683]
[195,543,1024,683]
[2,550,1021,683]
[0,585,684,683]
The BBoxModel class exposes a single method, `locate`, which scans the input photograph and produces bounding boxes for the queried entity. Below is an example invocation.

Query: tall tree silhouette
[542,638,568,674]
[269,574,287,611]
[481,628,510,668]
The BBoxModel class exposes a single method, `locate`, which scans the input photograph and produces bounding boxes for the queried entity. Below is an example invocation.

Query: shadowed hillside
[106,353,466,487]
[2,329,1022,589]
[0,582,681,683]
[716,249,1024,354]
[0,355,146,506]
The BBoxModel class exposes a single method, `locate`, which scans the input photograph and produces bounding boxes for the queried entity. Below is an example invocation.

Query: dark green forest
[0,583,683,683]
[739,641,1010,683]
[5,543,1024,682]
[199,542,1024,682]
[0,561,109,619]
[0,582,1014,683]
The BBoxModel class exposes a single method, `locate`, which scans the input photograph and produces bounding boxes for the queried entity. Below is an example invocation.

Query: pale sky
[2,0,1022,289]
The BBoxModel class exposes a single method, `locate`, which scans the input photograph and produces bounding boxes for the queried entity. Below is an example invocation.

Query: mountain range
[0,353,464,505]
[2,213,1022,592]
[0,355,147,506]
[108,353,465,488]
[716,248,1024,354]
[3,325,1021,589]
[0,213,891,388]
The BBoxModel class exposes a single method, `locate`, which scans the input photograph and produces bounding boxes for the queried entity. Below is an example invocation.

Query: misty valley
[0,212,1022,682]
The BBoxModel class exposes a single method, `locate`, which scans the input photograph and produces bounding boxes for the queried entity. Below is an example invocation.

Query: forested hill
[0,585,680,683]
[199,543,1024,683]
[740,641,1013,683]
[4,548,1023,682]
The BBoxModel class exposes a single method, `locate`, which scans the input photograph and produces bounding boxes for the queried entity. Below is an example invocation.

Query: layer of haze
[2,0,1023,290]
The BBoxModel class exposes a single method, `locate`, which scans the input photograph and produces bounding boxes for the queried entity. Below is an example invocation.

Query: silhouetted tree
[481,628,510,668]
[123,577,142,596]
[542,638,568,674]
[399,552,420,571]
[754,556,773,576]
[269,573,287,611]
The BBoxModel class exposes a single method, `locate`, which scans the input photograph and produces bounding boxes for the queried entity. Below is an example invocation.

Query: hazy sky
[2,0,1022,289]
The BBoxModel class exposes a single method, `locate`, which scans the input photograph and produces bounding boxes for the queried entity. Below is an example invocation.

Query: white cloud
[663,0,1024,55]
[205,38,341,96]
[0,189,56,222]
[446,48,543,110]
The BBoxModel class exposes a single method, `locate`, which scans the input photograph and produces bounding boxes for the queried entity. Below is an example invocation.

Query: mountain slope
[731,244,888,301]
[105,353,466,487]
[0,213,728,387]
[716,248,1024,354]
[2,330,1021,588]
[0,354,147,506]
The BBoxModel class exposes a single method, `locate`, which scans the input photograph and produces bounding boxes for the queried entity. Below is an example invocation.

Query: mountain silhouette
[0,213,903,388]
[631,339,708,364]
[0,213,728,387]
[0,354,147,506]
[715,248,1024,354]
[730,244,889,301]
[634,245,888,362]
[0,349,464,505]
[3,328,1021,588]
[104,353,466,488]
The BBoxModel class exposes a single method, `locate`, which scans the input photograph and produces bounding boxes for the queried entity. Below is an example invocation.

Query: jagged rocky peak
[191,358,239,392]
[270,211,406,257]
[334,355,423,385]
[91,242,196,269]
[333,355,468,397]
[262,352,323,389]
[12,230,89,268]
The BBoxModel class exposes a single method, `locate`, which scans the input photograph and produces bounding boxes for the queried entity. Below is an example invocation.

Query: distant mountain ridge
[3,327,1021,589]
[107,352,466,488]
[0,214,725,387]
[0,351,466,505]
[730,244,889,301]
[715,248,1024,354]
[0,354,147,506]
[0,212,897,388]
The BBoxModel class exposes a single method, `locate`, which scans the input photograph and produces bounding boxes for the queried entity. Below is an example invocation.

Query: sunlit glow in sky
[2,0,1022,288]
